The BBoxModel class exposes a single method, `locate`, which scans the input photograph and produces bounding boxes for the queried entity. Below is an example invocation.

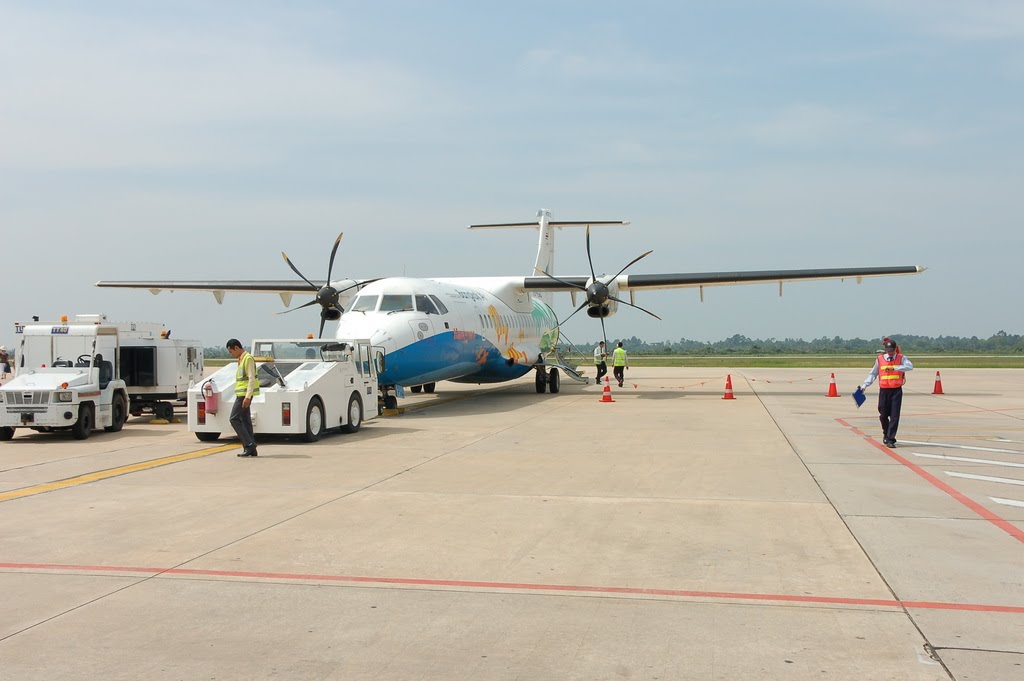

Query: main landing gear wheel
[423,382,436,394]
[341,393,363,433]
[302,397,325,443]
[104,394,126,432]
[548,368,560,393]
[410,385,423,394]
[535,369,546,394]
[71,404,94,440]
[383,394,398,410]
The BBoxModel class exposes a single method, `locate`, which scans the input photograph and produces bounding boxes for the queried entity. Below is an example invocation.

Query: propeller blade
[336,277,384,295]
[276,299,319,315]
[281,252,318,290]
[599,315,608,350]
[318,314,327,339]
[552,301,589,329]
[607,295,662,320]
[585,226,597,281]
[611,250,653,281]
[534,267,586,292]
[326,232,343,282]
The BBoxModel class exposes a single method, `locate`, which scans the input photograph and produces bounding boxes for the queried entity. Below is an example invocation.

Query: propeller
[539,226,662,349]
[279,232,369,338]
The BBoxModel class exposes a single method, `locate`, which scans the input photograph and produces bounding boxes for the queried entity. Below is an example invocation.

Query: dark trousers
[613,365,625,386]
[595,361,607,383]
[877,387,903,441]
[230,398,256,451]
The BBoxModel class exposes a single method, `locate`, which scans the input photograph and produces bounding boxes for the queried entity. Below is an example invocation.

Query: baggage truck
[1,315,203,440]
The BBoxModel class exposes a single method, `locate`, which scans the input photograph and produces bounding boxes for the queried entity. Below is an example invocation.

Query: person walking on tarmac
[860,338,913,448]
[227,338,260,457]
[593,340,608,385]
[612,341,628,388]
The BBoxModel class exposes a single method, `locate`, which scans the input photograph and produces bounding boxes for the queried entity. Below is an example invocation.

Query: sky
[2,1,1022,352]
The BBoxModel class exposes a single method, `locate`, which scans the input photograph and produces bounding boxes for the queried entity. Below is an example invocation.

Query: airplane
[96,209,925,409]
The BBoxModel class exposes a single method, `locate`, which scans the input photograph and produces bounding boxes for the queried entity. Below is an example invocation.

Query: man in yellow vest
[612,341,628,388]
[227,338,260,457]
[860,338,913,448]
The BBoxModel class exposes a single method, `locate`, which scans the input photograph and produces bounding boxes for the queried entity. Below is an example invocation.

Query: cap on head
[883,340,897,350]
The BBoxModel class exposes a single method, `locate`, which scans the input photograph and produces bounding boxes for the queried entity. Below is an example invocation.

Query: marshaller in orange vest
[860,338,914,448]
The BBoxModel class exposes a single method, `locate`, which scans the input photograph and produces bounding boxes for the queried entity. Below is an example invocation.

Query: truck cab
[1,319,129,440]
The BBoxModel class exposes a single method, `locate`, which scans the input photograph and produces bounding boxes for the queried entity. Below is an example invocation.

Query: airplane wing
[520,265,925,292]
[95,279,327,306]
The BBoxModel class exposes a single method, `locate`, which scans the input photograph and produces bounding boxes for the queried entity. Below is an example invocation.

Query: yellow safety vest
[235,351,260,397]
[612,347,627,367]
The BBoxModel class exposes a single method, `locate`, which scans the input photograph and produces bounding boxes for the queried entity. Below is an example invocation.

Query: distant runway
[1,368,1021,680]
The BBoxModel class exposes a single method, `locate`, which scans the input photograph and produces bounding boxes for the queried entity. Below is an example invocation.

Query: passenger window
[352,295,379,312]
[415,294,438,315]
[380,295,414,312]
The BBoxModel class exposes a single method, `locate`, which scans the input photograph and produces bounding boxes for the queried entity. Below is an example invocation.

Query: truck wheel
[410,385,422,393]
[104,394,127,433]
[302,397,324,443]
[0,427,14,441]
[548,368,560,394]
[195,431,220,442]
[341,394,363,433]
[423,382,436,394]
[154,402,174,421]
[71,404,94,440]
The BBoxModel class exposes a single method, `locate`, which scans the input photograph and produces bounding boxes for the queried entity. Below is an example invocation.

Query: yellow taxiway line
[0,444,239,503]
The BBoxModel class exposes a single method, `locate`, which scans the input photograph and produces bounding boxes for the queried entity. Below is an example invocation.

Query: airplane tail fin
[467,210,629,296]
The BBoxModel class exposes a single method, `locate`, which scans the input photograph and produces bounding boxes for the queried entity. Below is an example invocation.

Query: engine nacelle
[584,277,620,318]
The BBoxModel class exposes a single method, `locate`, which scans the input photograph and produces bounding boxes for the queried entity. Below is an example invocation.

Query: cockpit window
[351,295,378,312]
[379,294,414,312]
[415,294,438,315]
[429,295,448,315]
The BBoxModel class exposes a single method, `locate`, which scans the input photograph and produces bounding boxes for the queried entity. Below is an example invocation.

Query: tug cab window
[415,294,439,315]
[380,295,414,312]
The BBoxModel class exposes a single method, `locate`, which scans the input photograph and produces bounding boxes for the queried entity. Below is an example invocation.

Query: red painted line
[837,421,1024,545]
[2,562,1022,614]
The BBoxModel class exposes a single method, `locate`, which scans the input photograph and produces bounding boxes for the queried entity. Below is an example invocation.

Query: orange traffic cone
[826,372,840,397]
[722,374,736,400]
[600,378,615,403]
[932,371,944,395]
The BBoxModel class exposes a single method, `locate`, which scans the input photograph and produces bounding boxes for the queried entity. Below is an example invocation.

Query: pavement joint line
[837,420,1024,544]
[2,562,1023,614]
[0,444,239,503]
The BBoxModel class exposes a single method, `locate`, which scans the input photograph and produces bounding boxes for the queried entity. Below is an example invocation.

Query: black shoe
[237,448,258,457]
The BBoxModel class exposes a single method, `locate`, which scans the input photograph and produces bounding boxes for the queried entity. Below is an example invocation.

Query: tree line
[584,331,1023,355]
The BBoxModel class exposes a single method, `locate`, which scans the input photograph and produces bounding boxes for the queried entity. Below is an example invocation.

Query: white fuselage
[332,277,559,386]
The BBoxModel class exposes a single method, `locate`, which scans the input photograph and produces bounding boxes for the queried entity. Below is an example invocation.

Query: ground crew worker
[227,338,259,457]
[593,340,607,385]
[860,338,913,448]
[612,341,628,387]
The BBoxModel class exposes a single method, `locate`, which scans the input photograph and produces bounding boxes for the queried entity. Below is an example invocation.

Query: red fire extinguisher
[201,380,218,415]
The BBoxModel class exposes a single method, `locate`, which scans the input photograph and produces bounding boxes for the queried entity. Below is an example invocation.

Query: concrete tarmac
[0,368,1021,680]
